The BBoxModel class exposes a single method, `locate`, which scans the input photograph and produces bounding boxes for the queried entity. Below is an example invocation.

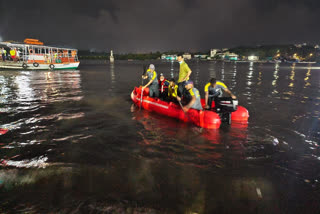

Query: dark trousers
[149,84,159,98]
[159,89,168,100]
[177,81,186,97]
[2,54,5,61]
[207,96,216,109]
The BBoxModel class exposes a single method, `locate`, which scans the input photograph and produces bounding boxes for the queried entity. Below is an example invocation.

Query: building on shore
[183,53,192,60]
[194,54,208,59]
[294,43,307,48]
[161,54,177,61]
[214,51,238,61]
[210,49,220,58]
[248,55,259,61]
[224,52,238,61]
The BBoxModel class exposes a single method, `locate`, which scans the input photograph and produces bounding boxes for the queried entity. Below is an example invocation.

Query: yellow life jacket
[10,49,16,56]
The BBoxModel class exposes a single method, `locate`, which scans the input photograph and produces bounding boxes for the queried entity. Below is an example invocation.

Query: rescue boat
[131,86,249,129]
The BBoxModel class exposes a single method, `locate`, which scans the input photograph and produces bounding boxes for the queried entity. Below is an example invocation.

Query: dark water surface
[0,61,319,213]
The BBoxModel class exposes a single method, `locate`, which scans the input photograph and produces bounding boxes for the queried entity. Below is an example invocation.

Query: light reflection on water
[221,61,225,81]
[0,70,84,167]
[304,68,311,88]
[208,61,216,78]
[0,61,320,213]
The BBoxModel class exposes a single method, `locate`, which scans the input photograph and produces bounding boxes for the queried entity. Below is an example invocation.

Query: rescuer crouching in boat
[167,78,178,101]
[204,78,239,124]
[204,78,237,110]
[177,80,203,112]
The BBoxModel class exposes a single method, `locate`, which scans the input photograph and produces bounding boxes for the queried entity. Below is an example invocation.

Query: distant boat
[0,38,80,70]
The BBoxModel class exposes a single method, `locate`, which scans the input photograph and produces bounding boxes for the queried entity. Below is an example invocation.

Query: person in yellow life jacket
[177,54,192,97]
[168,78,178,101]
[204,78,237,109]
[142,64,159,97]
[54,51,58,61]
[10,48,16,60]
[177,80,202,112]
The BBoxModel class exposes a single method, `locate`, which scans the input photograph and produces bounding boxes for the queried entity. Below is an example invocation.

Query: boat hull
[131,87,249,129]
[0,61,80,70]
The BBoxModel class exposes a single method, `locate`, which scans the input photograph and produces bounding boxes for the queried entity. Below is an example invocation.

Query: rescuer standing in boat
[177,54,192,97]
[177,80,202,112]
[142,64,159,97]
[204,78,237,110]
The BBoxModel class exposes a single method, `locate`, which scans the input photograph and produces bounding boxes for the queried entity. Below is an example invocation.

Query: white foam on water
[5,156,48,168]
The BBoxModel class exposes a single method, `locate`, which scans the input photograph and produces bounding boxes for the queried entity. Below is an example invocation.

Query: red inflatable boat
[131,86,249,129]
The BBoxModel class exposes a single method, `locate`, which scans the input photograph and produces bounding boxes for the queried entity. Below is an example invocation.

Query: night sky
[1,0,320,52]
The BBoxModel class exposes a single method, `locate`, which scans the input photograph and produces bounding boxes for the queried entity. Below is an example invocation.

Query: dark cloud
[0,0,320,52]
[181,0,199,9]
[66,0,119,22]
[255,0,320,11]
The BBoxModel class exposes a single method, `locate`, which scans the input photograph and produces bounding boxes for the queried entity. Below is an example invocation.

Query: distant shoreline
[79,59,318,65]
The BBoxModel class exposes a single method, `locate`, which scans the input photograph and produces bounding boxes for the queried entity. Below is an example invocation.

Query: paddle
[140,65,147,110]
[141,64,147,85]
[178,100,186,113]
[139,88,144,110]
[177,98,191,122]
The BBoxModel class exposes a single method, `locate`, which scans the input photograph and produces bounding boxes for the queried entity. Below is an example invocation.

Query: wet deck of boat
[0,61,23,69]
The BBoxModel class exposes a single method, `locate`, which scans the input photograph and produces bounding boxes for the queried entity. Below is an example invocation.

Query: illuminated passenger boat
[131,86,249,129]
[0,38,80,70]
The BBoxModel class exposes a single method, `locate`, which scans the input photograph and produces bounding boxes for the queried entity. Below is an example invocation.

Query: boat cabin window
[41,49,48,54]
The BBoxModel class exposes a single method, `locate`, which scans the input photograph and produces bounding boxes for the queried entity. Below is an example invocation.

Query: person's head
[185,80,194,90]
[149,64,155,71]
[169,78,176,86]
[177,54,184,62]
[159,73,165,81]
[210,78,217,87]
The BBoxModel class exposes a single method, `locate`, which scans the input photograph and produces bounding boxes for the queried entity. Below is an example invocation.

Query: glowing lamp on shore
[248,55,258,61]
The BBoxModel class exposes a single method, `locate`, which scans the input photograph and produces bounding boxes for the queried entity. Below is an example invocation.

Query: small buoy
[0,128,8,135]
